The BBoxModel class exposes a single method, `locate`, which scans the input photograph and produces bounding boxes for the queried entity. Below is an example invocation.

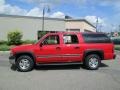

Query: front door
[36,34,62,63]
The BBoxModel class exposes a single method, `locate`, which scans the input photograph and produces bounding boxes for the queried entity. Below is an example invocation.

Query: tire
[16,55,34,72]
[84,54,101,70]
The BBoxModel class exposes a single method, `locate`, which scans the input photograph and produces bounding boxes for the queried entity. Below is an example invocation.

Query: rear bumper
[9,55,15,65]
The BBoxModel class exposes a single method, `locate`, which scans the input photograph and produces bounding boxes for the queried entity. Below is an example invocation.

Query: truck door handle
[74,47,80,49]
[56,47,61,50]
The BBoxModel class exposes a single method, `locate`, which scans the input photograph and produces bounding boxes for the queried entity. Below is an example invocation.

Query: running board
[36,62,82,66]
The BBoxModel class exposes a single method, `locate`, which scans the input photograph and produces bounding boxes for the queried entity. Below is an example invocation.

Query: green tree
[7,30,23,45]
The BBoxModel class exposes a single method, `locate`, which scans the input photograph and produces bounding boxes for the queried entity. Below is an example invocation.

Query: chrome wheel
[89,57,99,68]
[19,59,30,70]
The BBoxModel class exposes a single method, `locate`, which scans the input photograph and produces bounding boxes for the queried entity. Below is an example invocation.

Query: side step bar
[36,62,82,66]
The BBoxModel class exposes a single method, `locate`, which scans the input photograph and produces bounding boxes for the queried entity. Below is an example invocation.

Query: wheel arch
[83,49,104,61]
[15,52,36,64]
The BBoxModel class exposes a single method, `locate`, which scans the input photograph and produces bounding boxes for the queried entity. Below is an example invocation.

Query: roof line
[84,19,96,28]
[0,14,64,21]
[0,14,96,28]
[65,19,96,28]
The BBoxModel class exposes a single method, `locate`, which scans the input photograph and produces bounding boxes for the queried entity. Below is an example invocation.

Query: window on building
[63,34,79,44]
[84,29,92,32]
[66,29,80,32]
[42,35,59,45]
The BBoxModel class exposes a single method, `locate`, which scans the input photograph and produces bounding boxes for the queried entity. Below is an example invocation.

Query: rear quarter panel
[79,33,114,60]
[79,43,114,60]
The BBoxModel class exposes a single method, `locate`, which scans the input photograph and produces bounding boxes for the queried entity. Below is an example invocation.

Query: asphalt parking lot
[0,51,120,90]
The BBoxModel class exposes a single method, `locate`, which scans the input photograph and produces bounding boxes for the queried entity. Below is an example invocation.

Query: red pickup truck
[9,32,116,72]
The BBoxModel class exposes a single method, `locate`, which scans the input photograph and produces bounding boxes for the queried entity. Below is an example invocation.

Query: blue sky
[0,0,120,32]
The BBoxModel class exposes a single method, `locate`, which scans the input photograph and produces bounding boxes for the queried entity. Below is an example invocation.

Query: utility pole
[42,7,45,31]
[42,6,50,31]
[96,17,99,32]
[99,24,102,32]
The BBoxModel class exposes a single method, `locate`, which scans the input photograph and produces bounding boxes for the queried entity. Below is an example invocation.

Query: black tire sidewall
[85,54,101,70]
[16,55,34,72]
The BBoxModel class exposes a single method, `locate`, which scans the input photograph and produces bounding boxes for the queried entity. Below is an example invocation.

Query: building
[0,14,96,40]
[65,19,96,32]
[0,14,65,40]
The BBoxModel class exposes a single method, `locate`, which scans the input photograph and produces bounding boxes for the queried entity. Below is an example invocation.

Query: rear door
[61,34,82,62]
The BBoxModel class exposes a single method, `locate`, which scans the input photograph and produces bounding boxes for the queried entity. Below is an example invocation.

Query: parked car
[9,32,116,72]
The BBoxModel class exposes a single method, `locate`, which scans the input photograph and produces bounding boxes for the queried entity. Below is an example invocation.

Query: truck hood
[11,44,35,52]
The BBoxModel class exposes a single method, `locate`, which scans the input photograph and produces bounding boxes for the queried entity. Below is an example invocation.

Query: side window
[63,34,79,44]
[82,34,111,43]
[42,35,59,45]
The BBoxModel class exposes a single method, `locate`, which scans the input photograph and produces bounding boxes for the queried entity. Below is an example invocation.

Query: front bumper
[9,55,15,65]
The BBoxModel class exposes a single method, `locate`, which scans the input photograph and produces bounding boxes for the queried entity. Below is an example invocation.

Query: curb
[0,51,10,53]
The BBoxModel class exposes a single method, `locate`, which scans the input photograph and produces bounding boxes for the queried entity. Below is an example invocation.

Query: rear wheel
[84,54,101,70]
[16,55,34,72]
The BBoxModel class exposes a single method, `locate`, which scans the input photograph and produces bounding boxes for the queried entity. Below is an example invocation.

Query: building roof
[65,19,96,28]
[0,14,64,21]
[0,14,96,28]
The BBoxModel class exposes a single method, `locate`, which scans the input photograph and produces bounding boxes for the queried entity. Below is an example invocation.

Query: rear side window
[82,33,112,43]
[63,34,79,44]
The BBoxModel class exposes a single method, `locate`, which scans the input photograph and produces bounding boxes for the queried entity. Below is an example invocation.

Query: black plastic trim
[14,51,36,62]
[36,62,82,66]
[83,49,104,60]
[114,54,116,59]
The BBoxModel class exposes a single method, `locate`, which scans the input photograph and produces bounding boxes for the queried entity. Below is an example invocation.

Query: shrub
[115,45,120,51]
[22,40,37,44]
[7,30,23,45]
[0,40,8,45]
[115,47,120,51]
[0,44,10,51]
[38,31,48,39]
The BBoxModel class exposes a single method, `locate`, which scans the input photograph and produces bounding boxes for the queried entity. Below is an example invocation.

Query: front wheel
[16,55,34,72]
[84,54,101,70]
